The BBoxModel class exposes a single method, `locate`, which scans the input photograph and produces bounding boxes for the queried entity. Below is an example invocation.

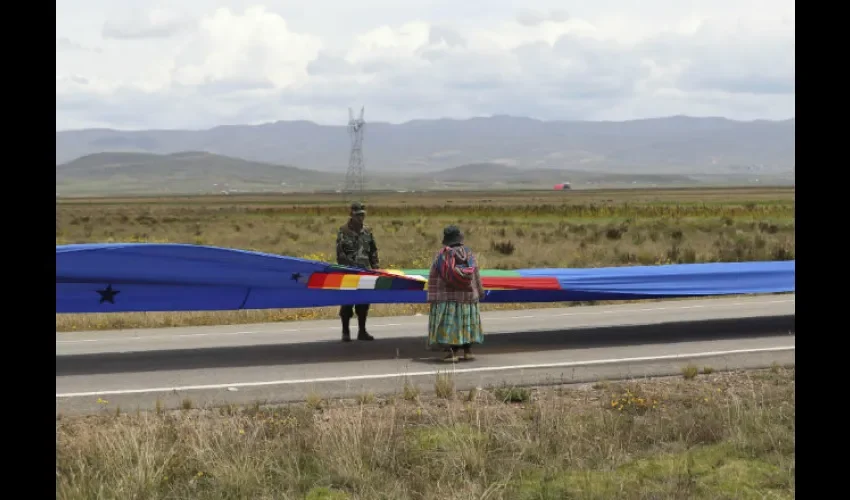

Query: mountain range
[55,115,795,195]
[56,115,795,172]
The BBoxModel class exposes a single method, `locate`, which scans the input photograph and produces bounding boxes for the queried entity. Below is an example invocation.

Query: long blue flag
[56,243,795,314]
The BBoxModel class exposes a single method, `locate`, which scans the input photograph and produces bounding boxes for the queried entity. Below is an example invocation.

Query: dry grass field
[56,364,795,499]
[56,187,795,331]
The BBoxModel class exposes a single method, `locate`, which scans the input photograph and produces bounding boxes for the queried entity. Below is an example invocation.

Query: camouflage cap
[350,202,366,214]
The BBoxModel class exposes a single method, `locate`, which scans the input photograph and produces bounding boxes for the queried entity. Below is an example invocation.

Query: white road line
[55,298,794,345]
[55,345,795,398]
[55,323,406,344]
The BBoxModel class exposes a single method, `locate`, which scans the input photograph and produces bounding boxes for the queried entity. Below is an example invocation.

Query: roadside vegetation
[56,364,795,499]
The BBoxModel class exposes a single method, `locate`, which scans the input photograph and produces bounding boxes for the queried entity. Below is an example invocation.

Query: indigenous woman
[426,225,486,362]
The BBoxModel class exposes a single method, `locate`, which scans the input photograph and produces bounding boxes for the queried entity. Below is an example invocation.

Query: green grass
[510,443,791,499]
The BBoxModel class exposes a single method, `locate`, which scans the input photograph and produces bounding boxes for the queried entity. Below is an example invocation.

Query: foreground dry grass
[56,187,795,331]
[56,365,795,499]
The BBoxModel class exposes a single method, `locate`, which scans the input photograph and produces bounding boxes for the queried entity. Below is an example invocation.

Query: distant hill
[417,163,697,186]
[56,151,341,196]
[55,115,796,175]
[56,152,794,196]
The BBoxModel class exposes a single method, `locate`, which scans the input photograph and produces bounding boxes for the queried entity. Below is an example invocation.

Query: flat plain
[55,186,795,331]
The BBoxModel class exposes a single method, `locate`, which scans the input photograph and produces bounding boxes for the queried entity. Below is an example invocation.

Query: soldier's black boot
[341,316,352,342]
[357,313,374,341]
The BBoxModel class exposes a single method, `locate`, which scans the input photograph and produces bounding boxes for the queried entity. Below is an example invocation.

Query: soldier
[336,201,379,342]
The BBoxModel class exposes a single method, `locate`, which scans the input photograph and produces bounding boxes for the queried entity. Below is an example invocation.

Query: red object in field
[553,183,571,190]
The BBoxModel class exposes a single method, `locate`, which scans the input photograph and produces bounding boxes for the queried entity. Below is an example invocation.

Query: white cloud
[171,6,322,88]
[102,7,193,39]
[55,0,795,130]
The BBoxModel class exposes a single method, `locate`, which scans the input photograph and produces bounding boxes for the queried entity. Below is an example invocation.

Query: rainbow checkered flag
[306,266,426,291]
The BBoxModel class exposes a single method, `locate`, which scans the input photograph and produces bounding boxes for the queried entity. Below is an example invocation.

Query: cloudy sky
[56,0,795,131]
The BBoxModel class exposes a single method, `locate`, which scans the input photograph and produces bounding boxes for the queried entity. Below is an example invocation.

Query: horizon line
[55,113,796,134]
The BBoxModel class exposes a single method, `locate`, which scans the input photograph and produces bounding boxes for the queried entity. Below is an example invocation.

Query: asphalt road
[56,294,795,415]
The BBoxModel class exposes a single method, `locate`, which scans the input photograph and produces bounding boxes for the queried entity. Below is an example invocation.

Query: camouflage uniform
[336,202,379,341]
